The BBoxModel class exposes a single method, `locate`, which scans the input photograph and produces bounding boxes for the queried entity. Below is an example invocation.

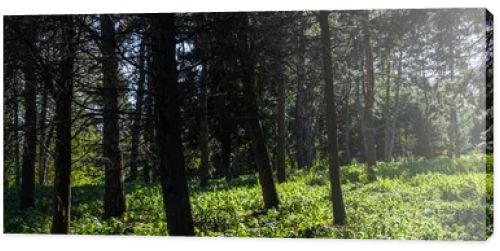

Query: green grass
[3,154,493,240]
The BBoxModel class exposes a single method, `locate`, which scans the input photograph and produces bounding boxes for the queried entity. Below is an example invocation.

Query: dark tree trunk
[356,59,366,160]
[238,13,280,209]
[38,77,50,185]
[294,20,315,169]
[447,43,461,159]
[295,22,306,169]
[342,80,352,164]
[128,40,146,182]
[361,12,377,182]
[150,13,195,236]
[276,58,286,183]
[318,11,346,225]
[143,85,153,183]
[197,21,211,187]
[382,51,391,161]
[40,124,54,185]
[214,83,233,182]
[143,51,154,183]
[422,81,433,159]
[20,23,38,210]
[221,130,232,182]
[13,86,21,187]
[231,138,242,178]
[448,105,460,158]
[199,60,210,187]
[387,51,403,160]
[51,16,76,234]
[101,15,126,218]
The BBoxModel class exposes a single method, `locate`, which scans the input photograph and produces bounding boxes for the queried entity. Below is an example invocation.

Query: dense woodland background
[2,9,493,239]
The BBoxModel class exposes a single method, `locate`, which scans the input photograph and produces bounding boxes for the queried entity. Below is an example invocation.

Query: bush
[3,154,491,240]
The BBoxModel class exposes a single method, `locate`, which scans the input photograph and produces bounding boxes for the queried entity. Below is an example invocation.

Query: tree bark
[199,60,210,187]
[197,20,211,187]
[143,83,153,183]
[238,13,280,209]
[38,76,50,185]
[13,84,21,187]
[342,79,352,164]
[356,58,366,160]
[294,20,316,169]
[318,11,346,225]
[276,57,286,183]
[20,22,38,210]
[387,51,403,160]
[128,40,146,182]
[221,130,232,181]
[383,50,392,162]
[447,43,461,159]
[150,13,195,236]
[101,15,126,218]
[361,12,377,182]
[51,16,76,234]
[295,22,306,169]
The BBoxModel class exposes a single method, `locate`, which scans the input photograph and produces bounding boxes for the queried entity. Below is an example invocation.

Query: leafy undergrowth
[3,154,492,240]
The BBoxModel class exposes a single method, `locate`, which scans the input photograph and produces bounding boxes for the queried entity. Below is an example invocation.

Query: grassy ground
[3,154,493,240]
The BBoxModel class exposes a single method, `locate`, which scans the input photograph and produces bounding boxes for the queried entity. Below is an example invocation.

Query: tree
[197,18,211,187]
[51,16,77,234]
[20,19,38,210]
[294,17,316,169]
[101,14,126,218]
[150,13,195,236]
[13,76,21,187]
[318,11,346,225]
[385,50,403,160]
[238,13,280,209]
[127,38,146,182]
[361,12,377,182]
[38,76,51,185]
[275,56,286,183]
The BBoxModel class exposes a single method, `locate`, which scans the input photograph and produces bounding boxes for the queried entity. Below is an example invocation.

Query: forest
[2,9,493,240]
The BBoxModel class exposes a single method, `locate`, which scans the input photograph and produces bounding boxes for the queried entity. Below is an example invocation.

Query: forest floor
[4,154,493,240]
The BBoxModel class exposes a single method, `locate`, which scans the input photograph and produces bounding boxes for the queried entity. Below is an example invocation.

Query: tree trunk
[197,21,211,187]
[128,40,146,182]
[38,76,50,185]
[448,105,460,158]
[387,51,403,160]
[294,20,315,169]
[199,60,210,187]
[447,43,461,159]
[40,124,54,185]
[318,11,346,225]
[20,22,38,210]
[13,85,21,187]
[150,13,195,236]
[238,13,280,209]
[453,107,461,158]
[295,22,306,169]
[143,84,153,183]
[356,58,366,160]
[143,51,154,183]
[51,16,76,234]
[342,79,352,164]
[218,120,232,182]
[101,15,126,218]
[361,12,377,182]
[383,50,392,162]
[276,57,286,183]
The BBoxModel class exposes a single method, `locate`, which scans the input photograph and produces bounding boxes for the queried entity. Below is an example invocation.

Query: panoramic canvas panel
[2,9,493,240]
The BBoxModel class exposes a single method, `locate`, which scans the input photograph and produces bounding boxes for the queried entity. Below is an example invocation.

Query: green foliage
[4,154,492,240]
